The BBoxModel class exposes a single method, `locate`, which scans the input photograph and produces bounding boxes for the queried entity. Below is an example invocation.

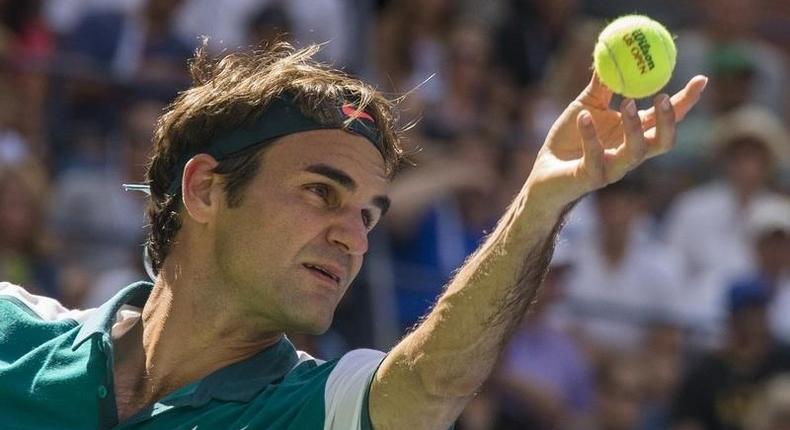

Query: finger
[639,75,708,128]
[618,98,648,167]
[646,93,676,158]
[577,110,605,184]
[607,99,647,181]
[577,72,614,111]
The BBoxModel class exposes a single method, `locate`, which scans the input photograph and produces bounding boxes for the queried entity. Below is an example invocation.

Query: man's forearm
[371,183,573,428]
[370,72,704,430]
[401,184,572,392]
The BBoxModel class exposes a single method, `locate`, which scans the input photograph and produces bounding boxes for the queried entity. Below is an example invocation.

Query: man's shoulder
[299,349,385,430]
[0,283,97,396]
[669,182,730,217]
[0,282,92,324]
[285,348,385,383]
[230,348,385,430]
[0,282,94,357]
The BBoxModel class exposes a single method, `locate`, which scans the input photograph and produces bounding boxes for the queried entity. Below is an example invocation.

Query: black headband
[164,95,383,195]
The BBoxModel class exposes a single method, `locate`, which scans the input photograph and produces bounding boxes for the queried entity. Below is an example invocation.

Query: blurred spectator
[637,323,689,430]
[0,0,54,63]
[245,3,292,48]
[493,245,594,429]
[0,1,53,161]
[562,173,685,351]
[176,0,359,70]
[456,383,499,430]
[671,0,786,115]
[0,159,57,297]
[742,198,790,342]
[671,281,790,430]
[375,0,456,102]
[419,23,495,141]
[48,97,158,305]
[666,0,787,169]
[0,75,34,163]
[663,105,790,338]
[672,44,764,163]
[530,18,602,139]
[707,46,759,115]
[592,354,648,430]
[275,0,356,69]
[494,0,580,89]
[0,1,785,425]
[744,374,790,430]
[42,0,140,36]
[49,0,191,168]
[759,0,790,58]
[61,0,192,83]
[385,132,504,330]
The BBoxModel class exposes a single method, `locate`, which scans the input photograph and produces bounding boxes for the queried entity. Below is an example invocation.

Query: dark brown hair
[145,42,405,273]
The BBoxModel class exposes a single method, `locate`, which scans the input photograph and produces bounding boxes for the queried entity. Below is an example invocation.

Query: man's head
[710,105,789,192]
[144,43,404,333]
[726,279,772,344]
[747,197,790,279]
[708,45,756,113]
[594,172,646,231]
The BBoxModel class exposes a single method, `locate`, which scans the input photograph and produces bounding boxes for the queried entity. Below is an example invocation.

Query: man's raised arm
[369,73,708,430]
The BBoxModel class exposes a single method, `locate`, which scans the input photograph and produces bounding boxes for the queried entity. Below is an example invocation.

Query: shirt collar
[178,336,299,405]
[70,280,300,405]
[71,281,153,350]
[119,336,300,427]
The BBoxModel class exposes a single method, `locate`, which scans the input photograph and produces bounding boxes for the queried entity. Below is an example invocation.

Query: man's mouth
[303,263,341,284]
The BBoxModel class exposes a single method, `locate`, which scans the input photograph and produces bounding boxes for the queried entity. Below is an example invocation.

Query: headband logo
[341,103,375,123]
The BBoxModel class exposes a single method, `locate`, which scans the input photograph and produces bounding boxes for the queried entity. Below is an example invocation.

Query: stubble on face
[210,130,388,335]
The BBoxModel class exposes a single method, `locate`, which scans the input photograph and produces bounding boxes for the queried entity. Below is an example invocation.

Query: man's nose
[326,209,369,255]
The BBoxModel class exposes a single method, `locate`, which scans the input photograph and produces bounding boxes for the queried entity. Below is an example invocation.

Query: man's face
[212,129,389,334]
[722,139,772,189]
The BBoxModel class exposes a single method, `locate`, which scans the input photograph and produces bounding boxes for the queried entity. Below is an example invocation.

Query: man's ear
[181,154,222,224]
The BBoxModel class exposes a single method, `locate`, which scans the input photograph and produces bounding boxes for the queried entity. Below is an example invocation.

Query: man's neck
[112,255,282,421]
[600,225,629,267]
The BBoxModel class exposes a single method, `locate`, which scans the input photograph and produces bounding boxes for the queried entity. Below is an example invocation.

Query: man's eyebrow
[306,164,357,191]
[304,163,391,216]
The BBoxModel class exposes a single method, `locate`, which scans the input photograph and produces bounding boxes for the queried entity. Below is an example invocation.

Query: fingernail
[701,76,709,92]
[581,112,592,125]
[626,99,637,117]
[661,95,671,111]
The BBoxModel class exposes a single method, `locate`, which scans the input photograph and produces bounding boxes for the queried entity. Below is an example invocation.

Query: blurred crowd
[0,0,788,429]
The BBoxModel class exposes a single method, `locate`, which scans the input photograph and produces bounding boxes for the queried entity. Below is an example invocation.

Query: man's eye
[306,184,331,202]
[362,210,379,231]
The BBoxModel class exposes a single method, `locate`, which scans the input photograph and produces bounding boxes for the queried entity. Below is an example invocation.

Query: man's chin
[289,315,333,336]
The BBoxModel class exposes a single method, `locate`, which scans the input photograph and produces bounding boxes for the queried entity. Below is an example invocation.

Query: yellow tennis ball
[593,15,677,98]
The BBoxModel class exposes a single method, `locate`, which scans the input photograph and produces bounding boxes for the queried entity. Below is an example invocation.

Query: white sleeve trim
[0,282,92,323]
[323,348,386,430]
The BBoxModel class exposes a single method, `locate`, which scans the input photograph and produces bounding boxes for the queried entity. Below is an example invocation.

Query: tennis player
[0,43,706,429]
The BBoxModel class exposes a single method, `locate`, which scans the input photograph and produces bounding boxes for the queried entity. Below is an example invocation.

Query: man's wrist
[518,179,579,227]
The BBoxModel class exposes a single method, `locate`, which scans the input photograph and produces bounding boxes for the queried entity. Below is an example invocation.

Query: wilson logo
[622,29,656,75]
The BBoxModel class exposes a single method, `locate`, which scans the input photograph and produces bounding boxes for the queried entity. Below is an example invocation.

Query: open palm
[526,73,708,208]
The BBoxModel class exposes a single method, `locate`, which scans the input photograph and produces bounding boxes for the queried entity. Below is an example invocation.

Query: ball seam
[601,37,626,95]
[655,30,674,90]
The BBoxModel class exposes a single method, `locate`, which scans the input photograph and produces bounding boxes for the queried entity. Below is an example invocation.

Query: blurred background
[0,0,788,428]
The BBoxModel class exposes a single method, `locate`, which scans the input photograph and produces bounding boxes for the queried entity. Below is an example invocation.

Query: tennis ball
[593,15,677,98]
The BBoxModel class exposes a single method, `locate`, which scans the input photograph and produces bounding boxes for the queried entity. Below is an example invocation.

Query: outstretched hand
[525,73,708,210]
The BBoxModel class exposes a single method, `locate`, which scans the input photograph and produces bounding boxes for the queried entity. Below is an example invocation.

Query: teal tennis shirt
[0,281,386,429]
